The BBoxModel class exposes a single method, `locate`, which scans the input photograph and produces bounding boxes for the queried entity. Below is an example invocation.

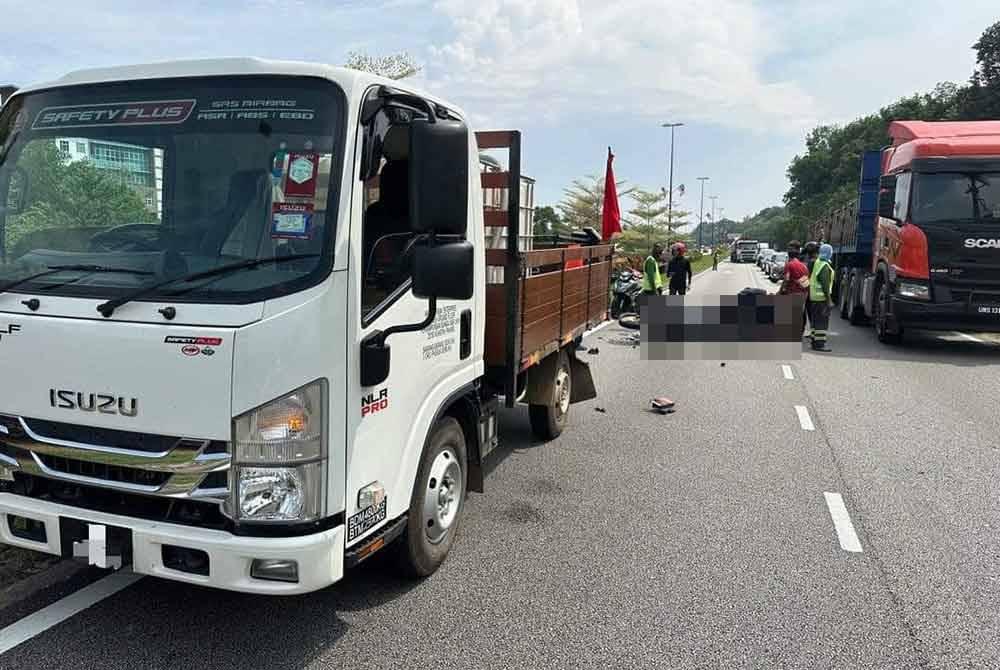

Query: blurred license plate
[976,305,1000,315]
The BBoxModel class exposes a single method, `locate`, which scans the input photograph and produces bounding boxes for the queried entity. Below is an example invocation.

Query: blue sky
[1,0,997,227]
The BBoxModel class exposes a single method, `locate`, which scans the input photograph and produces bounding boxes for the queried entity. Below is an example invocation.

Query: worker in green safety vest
[808,243,835,352]
[642,243,664,295]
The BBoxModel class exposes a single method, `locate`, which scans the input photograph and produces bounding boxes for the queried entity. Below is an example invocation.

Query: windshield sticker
[31,100,196,130]
[271,202,313,239]
[284,152,319,197]
[197,99,315,122]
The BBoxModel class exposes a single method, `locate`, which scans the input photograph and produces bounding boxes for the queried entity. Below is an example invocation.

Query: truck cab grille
[0,414,230,502]
[35,454,171,487]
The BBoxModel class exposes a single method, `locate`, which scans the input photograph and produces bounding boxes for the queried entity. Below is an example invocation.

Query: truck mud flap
[568,352,596,404]
[524,349,597,406]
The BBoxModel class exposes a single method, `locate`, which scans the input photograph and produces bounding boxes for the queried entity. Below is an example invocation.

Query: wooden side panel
[483,210,508,228]
[485,284,514,367]
[588,260,611,322]
[481,172,509,189]
[486,243,614,371]
[476,131,515,149]
[520,271,562,356]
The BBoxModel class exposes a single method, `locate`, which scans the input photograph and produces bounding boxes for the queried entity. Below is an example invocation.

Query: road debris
[594,407,607,413]
[650,397,676,414]
[587,347,599,354]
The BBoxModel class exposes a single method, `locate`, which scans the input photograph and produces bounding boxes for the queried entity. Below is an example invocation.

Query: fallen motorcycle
[610,269,643,318]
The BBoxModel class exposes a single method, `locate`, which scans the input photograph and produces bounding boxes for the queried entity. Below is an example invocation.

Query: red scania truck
[812,120,1000,344]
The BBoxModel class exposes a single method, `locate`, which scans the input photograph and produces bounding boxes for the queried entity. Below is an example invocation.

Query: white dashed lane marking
[795,405,815,431]
[824,492,864,553]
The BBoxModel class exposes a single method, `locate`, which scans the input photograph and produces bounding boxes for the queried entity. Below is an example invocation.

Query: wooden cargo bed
[476,130,612,400]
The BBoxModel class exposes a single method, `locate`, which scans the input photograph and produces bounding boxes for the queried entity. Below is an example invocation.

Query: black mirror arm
[369,296,437,349]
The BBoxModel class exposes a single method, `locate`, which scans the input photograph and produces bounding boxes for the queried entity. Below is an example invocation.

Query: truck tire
[847,278,866,326]
[838,272,850,319]
[874,280,903,345]
[394,416,467,578]
[529,352,571,440]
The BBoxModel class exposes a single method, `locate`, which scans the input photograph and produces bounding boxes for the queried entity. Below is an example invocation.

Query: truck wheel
[529,352,571,440]
[395,417,467,578]
[838,273,850,318]
[874,281,903,345]
[847,280,866,326]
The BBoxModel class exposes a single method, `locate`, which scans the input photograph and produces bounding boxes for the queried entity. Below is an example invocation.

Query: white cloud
[425,0,819,133]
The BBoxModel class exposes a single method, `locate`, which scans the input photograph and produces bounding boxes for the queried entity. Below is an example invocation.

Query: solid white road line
[0,570,143,655]
[795,405,815,431]
[824,492,863,553]
[781,364,794,380]
[955,331,985,344]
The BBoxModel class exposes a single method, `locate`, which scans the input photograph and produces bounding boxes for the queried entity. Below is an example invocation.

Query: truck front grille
[0,414,230,501]
[36,454,171,487]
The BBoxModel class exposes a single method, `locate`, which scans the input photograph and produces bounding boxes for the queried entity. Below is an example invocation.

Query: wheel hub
[555,368,571,415]
[423,448,462,544]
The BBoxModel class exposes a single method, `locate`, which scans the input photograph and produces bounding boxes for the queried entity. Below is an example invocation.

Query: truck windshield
[911,172,1000,225]
[0,76,344,303]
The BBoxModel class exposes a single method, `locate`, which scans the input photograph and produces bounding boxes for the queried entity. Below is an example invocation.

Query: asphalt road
[2,261,999,669]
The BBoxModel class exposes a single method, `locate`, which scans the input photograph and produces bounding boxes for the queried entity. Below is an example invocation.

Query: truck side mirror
[360,240,474,387]
[412,241,474,300]
[878,174,897,221]
[409,118,469,236]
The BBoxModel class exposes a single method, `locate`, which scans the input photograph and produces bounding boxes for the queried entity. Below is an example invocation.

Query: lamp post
[708,195,718,247]
[717,207,725,248]
[696,177,710,249]
[661,122,683,231]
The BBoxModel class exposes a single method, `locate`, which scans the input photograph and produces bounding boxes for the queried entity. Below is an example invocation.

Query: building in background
[57,138,164,218]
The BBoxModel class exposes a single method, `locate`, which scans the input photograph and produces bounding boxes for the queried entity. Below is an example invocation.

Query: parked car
[768,252,789,282]
[757,249,775,270]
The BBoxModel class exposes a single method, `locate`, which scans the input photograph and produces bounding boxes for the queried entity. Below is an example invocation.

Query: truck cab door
[345,98,479,549]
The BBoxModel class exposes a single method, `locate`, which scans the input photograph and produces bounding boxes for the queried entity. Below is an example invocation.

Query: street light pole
[697,177,709,249]
[708,195,718,247]
[717,207,725,248]
[661,122,683,233]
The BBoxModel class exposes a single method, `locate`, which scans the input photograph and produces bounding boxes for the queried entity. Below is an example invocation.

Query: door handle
[460,309,472,359]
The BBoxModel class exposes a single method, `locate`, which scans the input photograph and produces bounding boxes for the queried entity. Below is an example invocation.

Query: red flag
[601,147,622,241]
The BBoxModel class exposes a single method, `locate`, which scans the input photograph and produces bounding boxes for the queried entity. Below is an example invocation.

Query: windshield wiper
[96,253,320,318]
[0,264,153,296]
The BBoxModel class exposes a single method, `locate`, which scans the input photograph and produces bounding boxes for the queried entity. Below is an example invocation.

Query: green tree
[623,188,669,251]
[557,175,630,233]
[5,140,156,253]
[533,205,570,237]
[973,20,1000,86]
[344,52,421,79]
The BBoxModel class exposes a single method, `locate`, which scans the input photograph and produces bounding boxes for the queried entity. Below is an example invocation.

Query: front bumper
[891,296,1000,333]
[0,493,344,595]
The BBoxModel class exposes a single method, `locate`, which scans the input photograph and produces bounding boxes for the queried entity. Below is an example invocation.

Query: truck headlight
[229,380,327,523]
[897,280,930,301]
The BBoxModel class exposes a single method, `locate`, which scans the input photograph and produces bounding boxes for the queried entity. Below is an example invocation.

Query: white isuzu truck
[0,59,610,594]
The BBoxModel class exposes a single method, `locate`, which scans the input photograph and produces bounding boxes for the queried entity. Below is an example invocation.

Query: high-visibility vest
[642,255,663,291]
[809,258,833,302]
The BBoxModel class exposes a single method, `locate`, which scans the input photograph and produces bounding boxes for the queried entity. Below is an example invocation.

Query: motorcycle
[610,268,643,318]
